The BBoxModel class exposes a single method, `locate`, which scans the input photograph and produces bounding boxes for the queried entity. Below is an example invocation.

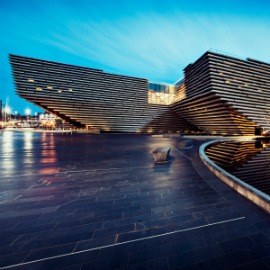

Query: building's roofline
[184,49,270,73]
[8,54,148,81]
[208,49,270,65]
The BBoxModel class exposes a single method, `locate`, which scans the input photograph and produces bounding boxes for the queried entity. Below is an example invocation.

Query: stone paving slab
[0,132,269,270]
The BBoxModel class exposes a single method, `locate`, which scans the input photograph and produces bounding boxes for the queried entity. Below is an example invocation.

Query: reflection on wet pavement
[1,131,270,270]
[206,140,270,195]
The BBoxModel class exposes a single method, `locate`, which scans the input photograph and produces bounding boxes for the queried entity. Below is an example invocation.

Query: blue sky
[1,0,270,114]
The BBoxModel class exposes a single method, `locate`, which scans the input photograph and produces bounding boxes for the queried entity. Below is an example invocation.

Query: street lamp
[4,105,11,126]
[25,108,31,115]
[25,108,31,123]
[15,111,18,121]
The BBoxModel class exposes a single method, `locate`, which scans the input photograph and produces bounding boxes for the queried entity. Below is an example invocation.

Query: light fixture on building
[47,86,53,89]
[28,79,34,82]
[36,87,42,90]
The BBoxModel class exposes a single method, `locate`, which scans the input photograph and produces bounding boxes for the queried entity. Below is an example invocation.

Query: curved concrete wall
[200,140,270,214]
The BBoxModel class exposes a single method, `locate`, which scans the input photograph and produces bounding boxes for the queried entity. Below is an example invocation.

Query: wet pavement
[0,131,269,270]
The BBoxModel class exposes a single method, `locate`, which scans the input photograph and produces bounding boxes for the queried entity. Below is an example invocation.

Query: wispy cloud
[34,11,270,83]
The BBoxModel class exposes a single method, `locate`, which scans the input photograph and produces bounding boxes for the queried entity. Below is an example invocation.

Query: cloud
[31,10,270,83]
[1,0,270,113]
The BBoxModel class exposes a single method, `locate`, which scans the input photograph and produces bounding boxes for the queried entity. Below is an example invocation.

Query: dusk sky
[1,0,270,114]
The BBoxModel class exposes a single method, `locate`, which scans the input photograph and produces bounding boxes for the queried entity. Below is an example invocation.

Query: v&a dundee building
[9,51,270,135]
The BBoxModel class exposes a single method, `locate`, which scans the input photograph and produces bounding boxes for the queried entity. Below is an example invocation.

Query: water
[205,139,270,195]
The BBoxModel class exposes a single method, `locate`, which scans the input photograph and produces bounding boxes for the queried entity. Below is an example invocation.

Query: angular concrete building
[9,51,270,135]
[172,51,270,135]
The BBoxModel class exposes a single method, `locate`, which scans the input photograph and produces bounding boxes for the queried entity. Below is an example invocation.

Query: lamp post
[25,108,31,125]
[4,105,11,126]
[15,111,18,121]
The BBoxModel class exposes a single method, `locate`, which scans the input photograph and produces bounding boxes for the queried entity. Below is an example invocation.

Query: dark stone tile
[56,213,123,229]
[168,244,224,269]
[129,236,205,265]
[198,251,253,270]
[244,243,270,261]
[219,236,256,254]
[117,224,174,243]
[0,251,29,268]
[75,235,117,252]
[229,259,269,270]
[0,242,25,256]
[127,257,169,270]
[81,260,111,270]
[173,217,207,231]
[103,213,165,229]
[25,242,76,262]
[254,220,270,231]
[0,223,57,237]
[136,214,194,230]
[123,209,151,218]
[147,230,189,247]
[53,264,82,270]
[64,222,103,235]
[99,240,148,257]
[0,234,21,246]
[94,205,142,216]
[262,256,270,268]
[186,223,224,238]
[206,211,242,223]
[182,262,209,270]
[249,232,270,245]
[93,224,135,239]
[28,249,100,270]
[20,231,93,251]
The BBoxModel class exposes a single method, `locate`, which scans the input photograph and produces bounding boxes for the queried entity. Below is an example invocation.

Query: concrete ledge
[200,140,270,215]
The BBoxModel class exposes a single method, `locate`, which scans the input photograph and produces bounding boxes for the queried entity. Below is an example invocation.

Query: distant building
[39,113,57,121]
[9,51,270,135]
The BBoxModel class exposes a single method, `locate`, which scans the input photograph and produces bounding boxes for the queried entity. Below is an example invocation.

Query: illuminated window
[225,80,230,83]
[258,89,262,92]
[36,87,42,90]
[47,86,53,89]
[58,90,62,93]
[219,72,223,75]
[68,88,73,91]
[28,79,34,82]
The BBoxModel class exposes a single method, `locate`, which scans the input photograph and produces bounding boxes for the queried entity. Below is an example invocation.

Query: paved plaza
[0,131,269,270]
